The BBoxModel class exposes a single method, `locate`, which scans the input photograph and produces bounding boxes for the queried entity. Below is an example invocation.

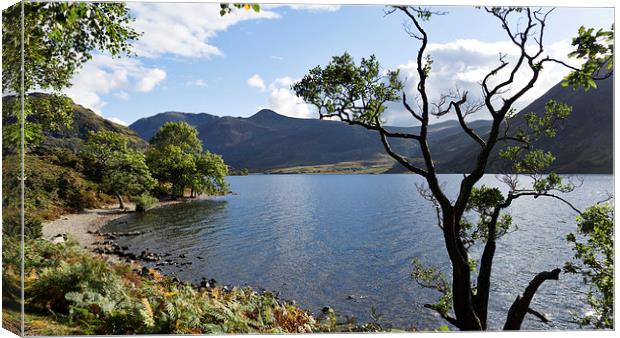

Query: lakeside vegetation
[3,238,394,335]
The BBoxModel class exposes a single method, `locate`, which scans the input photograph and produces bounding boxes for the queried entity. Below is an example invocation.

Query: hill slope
[434,76,613,174]
[36,94,148,151]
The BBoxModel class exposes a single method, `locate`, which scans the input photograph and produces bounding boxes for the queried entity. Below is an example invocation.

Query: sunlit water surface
[103,174,612,330]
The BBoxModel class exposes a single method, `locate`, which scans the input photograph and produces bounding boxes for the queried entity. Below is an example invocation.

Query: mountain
[131,109,493,172]
[432,75,613,174]
[129,77,612,174]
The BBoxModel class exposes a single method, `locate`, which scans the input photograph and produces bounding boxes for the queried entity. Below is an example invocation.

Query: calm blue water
[103,174,613,330]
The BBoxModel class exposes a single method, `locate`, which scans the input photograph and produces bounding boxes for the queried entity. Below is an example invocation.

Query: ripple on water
[102,174,611,330]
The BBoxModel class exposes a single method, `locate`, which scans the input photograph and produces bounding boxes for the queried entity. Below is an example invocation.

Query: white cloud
[136,68,166,93]
[249,75,312,118]
[270,55,284,60]
[108,117,128,126]
[268,88,312,119]
[128,3,281,58]
[286,5,341,12]
[186,79,207,87]
[274,76,295,88]
[247,74,266,91]
[113,91,129,100]
[385,38,576,125]
[135,68,167,92]
[267,76,296,91]
[63,54,166,114]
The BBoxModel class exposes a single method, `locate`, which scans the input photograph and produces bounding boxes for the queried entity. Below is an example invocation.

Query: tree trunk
[115,192,124,209]
[441,212,483,330]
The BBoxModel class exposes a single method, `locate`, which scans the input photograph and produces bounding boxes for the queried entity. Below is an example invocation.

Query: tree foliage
[219,3,261,16]
[81,130,130,181]
[102,150,156,209]
[562,25,614,90]
[81,131,155,208]
[146,122,229,198]
[2,2,138,93]
[565,204,614,329]
[2,1,139,149]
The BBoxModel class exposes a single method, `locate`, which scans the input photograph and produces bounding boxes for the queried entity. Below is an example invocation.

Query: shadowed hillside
[131,109,493,172]
[431,75,613,174]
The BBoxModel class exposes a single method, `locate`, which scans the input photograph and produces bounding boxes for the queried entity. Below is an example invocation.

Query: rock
[121,246,129,251]
[179,254,186,259]
[322,307,332,314]
[51,234,66,244]
[196,256,203,259]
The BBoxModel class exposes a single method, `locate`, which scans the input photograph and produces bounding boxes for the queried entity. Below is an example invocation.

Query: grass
[265,158,396,175]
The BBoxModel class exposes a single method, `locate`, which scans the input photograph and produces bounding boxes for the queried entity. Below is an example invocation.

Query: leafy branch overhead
[219,3,261,16]
[2,2,140,150]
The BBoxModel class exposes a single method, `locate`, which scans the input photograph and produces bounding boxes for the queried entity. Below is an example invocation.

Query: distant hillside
[130,109,492,172]
[432,75,613,174]
[28,93,149,151]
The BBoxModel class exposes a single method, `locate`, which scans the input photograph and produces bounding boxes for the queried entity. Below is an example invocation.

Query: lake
[102,174,612,330]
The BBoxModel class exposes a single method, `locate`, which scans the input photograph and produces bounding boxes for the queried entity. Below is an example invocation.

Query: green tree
[149,121,203,155]
[80,131,155,209]
[565,203,614,329]
[192,151,229,196]
[102,150,156,209]
[293,6,611,331]
[2,1,139,150]
[147,144,197,197]
[562,25,614,90]
[146,122,228,198]
[80,130,130,182]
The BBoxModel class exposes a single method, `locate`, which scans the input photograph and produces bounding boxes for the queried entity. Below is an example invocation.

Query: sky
[62,2,614,127]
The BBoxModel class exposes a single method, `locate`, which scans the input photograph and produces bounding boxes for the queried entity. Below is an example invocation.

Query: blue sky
[63,3,614,126]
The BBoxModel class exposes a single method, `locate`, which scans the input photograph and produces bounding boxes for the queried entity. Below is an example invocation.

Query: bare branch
[503,268,561,330]
[416,182,443,229]
[507,191,583,215]
[403,92,423,122]
[378,127,428,177]
[527,307,551,324]
[423,304,459,327]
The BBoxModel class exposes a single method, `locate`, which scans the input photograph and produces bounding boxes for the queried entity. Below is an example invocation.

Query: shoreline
[39,197,338,320]
[40,195,249,289]
[41,198,190,260]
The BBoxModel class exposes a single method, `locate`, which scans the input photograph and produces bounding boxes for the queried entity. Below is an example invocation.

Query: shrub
[132,193,158,212]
